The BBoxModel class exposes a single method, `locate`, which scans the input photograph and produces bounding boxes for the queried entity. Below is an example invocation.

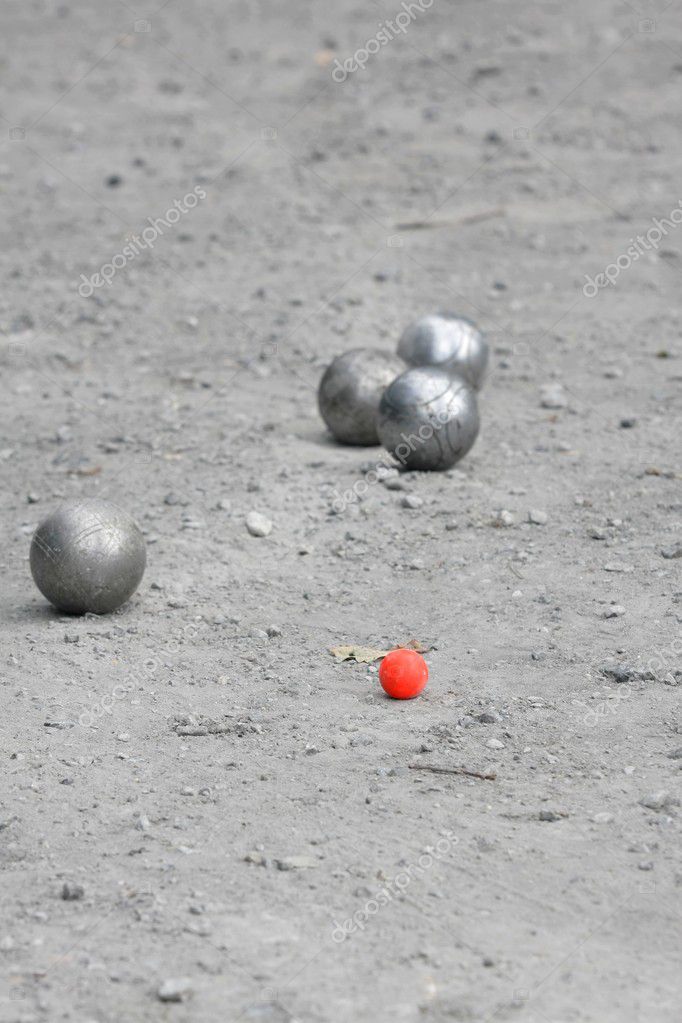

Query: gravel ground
[1,1,682,1021]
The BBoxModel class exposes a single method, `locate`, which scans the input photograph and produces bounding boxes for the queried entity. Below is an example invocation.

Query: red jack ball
[379,648,428,700]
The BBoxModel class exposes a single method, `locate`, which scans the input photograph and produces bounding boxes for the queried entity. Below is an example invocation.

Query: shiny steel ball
[397,313,488,389]
[30,499,146,614]
[378,366,479,471]
[318,348,405,446]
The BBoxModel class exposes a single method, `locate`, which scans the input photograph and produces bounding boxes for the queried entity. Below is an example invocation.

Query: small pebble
[540,384,567,409]
[493,509,515,527]
[639,790,679,811]
[274,855,317,870]
[181,516,205,531]
[527,509,547,525]
[244,851,267,866]
[486,738,505,750]
[157,978,194,1003]
[402,494,423,510]
[246,512,272,537]
[61,882,84,901]
[538,810,564,822]
[603,605,626,618]
[592,812,614,824]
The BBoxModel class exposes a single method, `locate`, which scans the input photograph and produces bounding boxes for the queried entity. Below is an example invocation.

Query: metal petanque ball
[397,313,488,389]
[377,366,479,471]
[30,499,147,615]
[318,348,405,446]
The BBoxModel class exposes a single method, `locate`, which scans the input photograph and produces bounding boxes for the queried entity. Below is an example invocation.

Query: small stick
[408,763,497,781]
[396,208,506,231]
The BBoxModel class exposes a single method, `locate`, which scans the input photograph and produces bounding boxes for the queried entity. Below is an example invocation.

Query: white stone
[246,511,272,537]
[157,978,194,1002]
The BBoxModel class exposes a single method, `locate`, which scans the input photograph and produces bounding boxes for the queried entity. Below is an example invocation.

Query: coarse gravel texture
[1,1,682,1022]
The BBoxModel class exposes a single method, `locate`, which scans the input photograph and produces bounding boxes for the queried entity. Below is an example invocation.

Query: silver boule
[318,348,405,445]
[378,366,479,471]
[397,313,488,389]
[30,498,146,614]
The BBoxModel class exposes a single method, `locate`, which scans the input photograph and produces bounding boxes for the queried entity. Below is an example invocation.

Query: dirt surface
[1,1,682,1020]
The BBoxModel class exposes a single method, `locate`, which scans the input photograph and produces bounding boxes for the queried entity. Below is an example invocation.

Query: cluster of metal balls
[27,315,488,618]
[318,312,488,472]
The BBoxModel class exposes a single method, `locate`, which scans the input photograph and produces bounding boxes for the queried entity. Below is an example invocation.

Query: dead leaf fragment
[329,645,387,664]
[401,639,433,653]
[329,639,432,663]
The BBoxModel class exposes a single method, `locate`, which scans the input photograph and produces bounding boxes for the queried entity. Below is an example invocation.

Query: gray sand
[1,1,681,1020]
